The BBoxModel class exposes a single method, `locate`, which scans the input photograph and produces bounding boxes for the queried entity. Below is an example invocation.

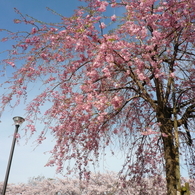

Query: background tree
[0,172,183,195]
[1,0,195,194]
[0,173,194,195]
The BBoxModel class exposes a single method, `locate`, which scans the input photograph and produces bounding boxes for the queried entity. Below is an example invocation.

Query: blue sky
[0,0,125,184]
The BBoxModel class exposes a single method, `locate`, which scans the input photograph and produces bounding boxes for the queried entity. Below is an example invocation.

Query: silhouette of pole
[2,116,25,195]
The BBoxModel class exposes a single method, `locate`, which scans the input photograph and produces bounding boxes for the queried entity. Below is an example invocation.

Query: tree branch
[178,103,195,126]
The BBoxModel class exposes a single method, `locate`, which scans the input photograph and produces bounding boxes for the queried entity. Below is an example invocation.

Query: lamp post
[2,116,25,195]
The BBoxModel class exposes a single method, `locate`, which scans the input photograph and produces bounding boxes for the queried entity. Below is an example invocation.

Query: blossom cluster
[2,172,194,195]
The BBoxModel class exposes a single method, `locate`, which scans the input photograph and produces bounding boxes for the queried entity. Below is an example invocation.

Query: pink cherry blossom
[170,72,175,78]
[111,14,116,21]
[31,27,37,34]
[100,22,106,29]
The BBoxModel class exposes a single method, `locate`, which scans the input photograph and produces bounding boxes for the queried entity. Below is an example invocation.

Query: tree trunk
[162,133,177,195]
[159,112,179,195]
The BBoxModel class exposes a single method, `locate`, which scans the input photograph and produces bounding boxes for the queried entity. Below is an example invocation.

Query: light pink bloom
[111,14,116,21]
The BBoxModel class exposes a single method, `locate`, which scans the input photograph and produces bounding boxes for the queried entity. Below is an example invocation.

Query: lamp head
[13,116,25,126]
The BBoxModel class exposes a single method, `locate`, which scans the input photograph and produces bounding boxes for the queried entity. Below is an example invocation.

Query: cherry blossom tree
[1,0,195,194]
[0,173,194,195]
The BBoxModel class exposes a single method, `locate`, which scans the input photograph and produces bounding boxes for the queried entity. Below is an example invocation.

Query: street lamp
[2,116,25,195]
